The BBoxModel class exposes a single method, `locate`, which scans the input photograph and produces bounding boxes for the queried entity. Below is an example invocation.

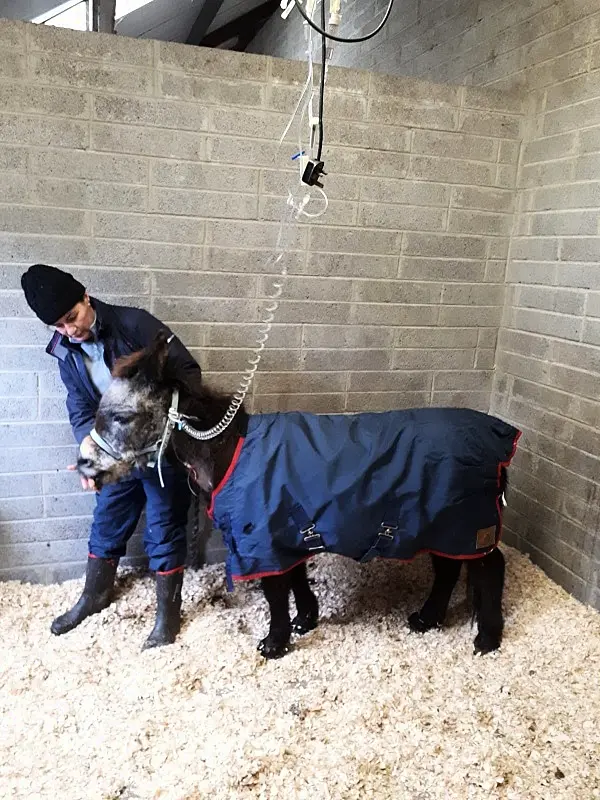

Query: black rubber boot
[51,557,118,636]
[142,570,183,650]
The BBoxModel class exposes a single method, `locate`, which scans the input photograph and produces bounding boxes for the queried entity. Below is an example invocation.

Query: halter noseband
[89,388,181,489]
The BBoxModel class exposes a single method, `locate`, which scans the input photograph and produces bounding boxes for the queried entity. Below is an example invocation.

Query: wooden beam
[186,0,226,45]
[198,0,279,48]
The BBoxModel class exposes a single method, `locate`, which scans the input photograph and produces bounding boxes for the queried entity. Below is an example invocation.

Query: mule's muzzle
[76,456,115,490]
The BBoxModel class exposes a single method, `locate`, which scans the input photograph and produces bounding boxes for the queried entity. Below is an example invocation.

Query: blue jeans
[89,462,190,573]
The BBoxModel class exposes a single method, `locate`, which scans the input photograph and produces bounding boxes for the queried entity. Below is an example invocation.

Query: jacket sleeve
[58,359,97,445]
[132,309,202,386]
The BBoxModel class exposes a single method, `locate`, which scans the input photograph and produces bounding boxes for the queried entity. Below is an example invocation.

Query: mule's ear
[113,330,170,383]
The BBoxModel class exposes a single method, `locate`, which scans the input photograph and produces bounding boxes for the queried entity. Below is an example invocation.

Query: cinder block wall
[0,19,522,583]
[251,2,600,609]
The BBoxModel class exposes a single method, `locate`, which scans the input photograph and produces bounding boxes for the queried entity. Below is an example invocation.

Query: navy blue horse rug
[207,407,521,588]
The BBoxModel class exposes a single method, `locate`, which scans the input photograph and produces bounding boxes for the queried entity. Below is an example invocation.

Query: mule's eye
[113,413,133,425]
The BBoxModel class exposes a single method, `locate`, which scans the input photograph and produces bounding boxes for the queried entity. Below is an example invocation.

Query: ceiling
[0,0,279,47]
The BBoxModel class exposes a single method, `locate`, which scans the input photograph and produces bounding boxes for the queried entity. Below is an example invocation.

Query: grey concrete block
[348,370,432,393]
[160,72,264,108]
[153,270,256,299]
[207,136,280,167]
[442,284,504,306]
[39,372,67,397]
[0,347,55,371]
[439,305,503,327]
[431,391,490,411]
[302,349,391,372]
[31,53,153,96]
[302,325,394,350]
[316,118,410,153]
[159,43,269,82]
[152,161,259,193]
[413,129,498,162]
[451,186,514,213]
[346,391,431,412]
[0,422,72,448]
[258,300,351,325]
[254,393,346,414]
[512,308,582,342]
[259,196,357,228]
[154,187,258,220]
[560,238,600,263]
[326,147,410,180]
[1,496,44,521]
[517,286,585,315]
[262,169,360,202]
[459,109,521,139]
[204,247,304,275]
[0,18,26,50]
[89,239,203,270]
[94,94,208,132]
[434,370,494,391]
[206,220,306,250]
[359,203,446,231]
[253,371,346,395]
[353,279,442,304]
[0,114,88,150]
[0,83,89,118]
[38,397,70,421]
[448,209,512,236]
[403,233,487,260]
[309,226,400,255]
[0,473,42,499]
[0,446,75,474]
[0,372,37,396]
[267,85,368,122]
[368,97,458,131]
[0,397,37,422]
[259,275,352,303]
[45,492,97,518]
[30,22,153,65]
[206,323,301,349]
[0,206,88,237]
[401,257,485,282]
[0,145,28,172]
[351,303,438,326]
[409,155,495,186]
[92,123,205,161]
[94,212,203,245]
[305,253,398,279]
[0,234,90,266]
[152,297,259,324]
[0,515,89,545]
[393,348,475,370]
[30,178,148,213]
[360,177,449,207]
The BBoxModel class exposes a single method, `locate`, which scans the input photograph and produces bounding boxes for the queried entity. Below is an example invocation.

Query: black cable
[317,0,326,161]
[295,0,395,43]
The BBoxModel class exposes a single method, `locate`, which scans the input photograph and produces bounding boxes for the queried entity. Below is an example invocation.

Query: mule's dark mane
[164,365,249,438]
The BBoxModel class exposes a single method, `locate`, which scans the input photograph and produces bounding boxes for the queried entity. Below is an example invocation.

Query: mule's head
[77,332,173,488]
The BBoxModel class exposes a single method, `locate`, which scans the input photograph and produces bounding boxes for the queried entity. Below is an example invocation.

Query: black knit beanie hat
[21,264,86,325]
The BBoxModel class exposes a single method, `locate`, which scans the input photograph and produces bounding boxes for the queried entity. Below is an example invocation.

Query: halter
[89,388,181,489]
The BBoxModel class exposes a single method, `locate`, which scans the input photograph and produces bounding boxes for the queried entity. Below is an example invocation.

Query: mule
[78,332,520,659]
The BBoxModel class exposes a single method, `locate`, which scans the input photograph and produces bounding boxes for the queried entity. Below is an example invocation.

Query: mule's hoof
[408,612,440,633]
[257,636,289,659]
[291,612,318,635]
[473,631,501,655]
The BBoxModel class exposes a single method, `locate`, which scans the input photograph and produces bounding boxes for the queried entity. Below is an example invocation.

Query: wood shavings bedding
[1,546,599,800]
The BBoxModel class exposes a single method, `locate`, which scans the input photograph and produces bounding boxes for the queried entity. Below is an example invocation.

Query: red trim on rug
[207,437,245,520]
[157,566,185,576]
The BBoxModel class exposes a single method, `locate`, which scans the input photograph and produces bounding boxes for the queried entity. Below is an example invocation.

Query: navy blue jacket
[46,298,201,444]
[208,408,521,586]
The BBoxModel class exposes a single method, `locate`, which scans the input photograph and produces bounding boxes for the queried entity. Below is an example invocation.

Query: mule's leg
[258,572,293,659]
[468,547,505,655]
[290,562,319,634]
[408,554,462,633]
